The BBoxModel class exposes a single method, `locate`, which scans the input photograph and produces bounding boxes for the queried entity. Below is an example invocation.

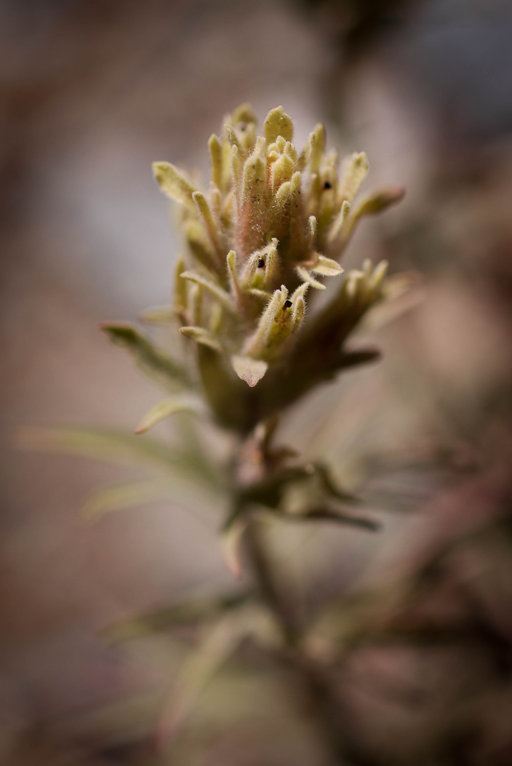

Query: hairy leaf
[100,322,190,388]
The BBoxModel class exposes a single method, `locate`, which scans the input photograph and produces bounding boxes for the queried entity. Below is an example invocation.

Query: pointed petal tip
[231,355,268,387]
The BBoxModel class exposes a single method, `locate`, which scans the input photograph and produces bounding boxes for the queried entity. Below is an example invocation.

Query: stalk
[245,516,364,766]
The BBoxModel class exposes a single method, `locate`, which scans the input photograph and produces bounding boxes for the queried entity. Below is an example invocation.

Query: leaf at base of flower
[100,322,190,388]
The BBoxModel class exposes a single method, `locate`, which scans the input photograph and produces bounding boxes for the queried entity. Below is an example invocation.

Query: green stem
[244,519,298,647]
[244,518,361,766]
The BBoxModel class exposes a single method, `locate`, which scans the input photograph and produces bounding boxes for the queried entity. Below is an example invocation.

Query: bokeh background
[1,1,512,764]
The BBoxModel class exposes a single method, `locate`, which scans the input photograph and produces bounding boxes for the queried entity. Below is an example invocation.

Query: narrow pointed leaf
[104,591,253,642]
[100,322,190,387]
[135,395,204,435]
[275,506,380,531]
[156,615,246,746]
[82,480,171,521]
[17,426,190,472]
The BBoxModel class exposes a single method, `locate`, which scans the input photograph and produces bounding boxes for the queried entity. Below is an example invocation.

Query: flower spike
[150,104,405,421]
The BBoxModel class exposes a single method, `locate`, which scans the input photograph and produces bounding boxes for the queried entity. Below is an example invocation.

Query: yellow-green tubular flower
[152,105,403,427]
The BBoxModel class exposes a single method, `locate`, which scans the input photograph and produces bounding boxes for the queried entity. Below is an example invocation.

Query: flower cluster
[152,104,403,400]
[95,104,408,435]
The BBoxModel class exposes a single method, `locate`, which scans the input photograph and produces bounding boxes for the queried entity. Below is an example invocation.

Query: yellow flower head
[149,104,404,430]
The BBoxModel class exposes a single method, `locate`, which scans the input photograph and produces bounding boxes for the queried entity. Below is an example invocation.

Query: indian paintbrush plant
[29,104,411,762]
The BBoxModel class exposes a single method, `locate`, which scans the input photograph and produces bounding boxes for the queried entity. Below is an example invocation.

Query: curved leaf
[100,322,190,388]
[135,395,204,435]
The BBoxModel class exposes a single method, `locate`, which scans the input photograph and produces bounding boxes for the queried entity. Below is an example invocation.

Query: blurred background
[1,0,512,764]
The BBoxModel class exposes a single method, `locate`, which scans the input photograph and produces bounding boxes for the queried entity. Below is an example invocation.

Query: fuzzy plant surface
[104,104,404,431]
[26,105,412,763]
[96,104,407,573]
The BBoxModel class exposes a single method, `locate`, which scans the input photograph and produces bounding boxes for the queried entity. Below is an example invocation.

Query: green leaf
[156,614,246,745]
[104,591,252,642]
[135,395,204,435]
[17,426,185,471]
[274,506,380,531]
[100,322,190,388]
[18,427,224,493]
[82,479,172,521]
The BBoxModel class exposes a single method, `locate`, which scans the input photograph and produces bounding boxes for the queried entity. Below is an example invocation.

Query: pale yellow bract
[152,104,404,391]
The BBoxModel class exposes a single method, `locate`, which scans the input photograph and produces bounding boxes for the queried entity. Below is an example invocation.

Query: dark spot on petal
[323,180,332,190]
[284,299,292,309]
[257,258,265,268]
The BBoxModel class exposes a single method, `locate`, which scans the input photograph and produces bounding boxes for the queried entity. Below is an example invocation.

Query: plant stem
[244,518,361,766]
[244,519,298,647]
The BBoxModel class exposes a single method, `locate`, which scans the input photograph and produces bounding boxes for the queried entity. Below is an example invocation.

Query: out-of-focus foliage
[4,1,512,765]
